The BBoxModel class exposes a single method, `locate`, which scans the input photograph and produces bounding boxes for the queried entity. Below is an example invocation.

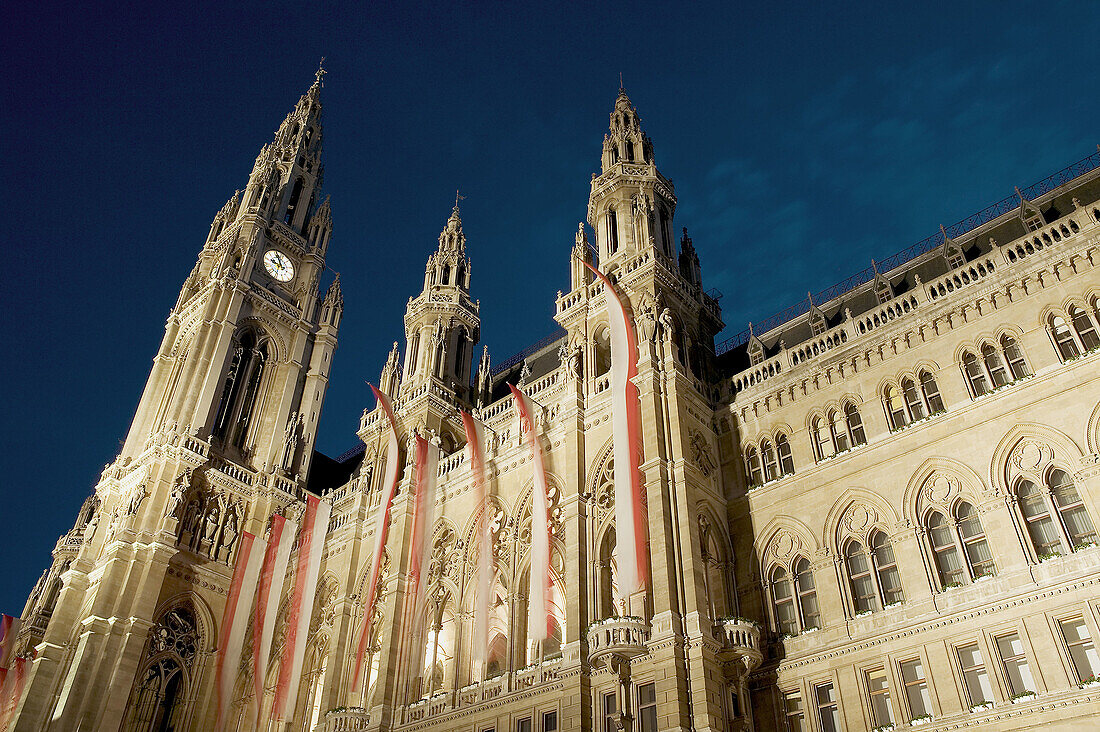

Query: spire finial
[454,189,465,212]
[619,71,624,91]
[871,258,879,275]
[315,58,327,86]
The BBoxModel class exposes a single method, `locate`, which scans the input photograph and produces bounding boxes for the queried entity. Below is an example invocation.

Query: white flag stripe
[216,531,266,732]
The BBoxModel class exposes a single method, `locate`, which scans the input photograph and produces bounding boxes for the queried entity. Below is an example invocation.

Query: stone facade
[8,74,1100,732]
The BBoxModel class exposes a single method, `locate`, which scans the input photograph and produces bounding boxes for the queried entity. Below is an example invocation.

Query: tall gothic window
[284,177,305,224]
[125,606,200,732]
[777,434,795,476]
[1016,469,1097,558]
[962,351,989,396]
[844,531,904,614]
[212,330,269,449]
[771,556,820,634]
[920,370,946,413]
[812,403,866,461]
[1070,305,1100,351]
[606,208,619,255]
[1050,315,1080,360]
[1001,335,1030,379]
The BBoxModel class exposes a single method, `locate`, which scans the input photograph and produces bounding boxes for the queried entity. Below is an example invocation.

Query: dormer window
[749,342,764,366]
[875,281,893,305]
[810,310,827,336]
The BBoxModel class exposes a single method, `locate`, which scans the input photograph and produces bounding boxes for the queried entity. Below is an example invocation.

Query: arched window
[762,440,778,482]
[606,208,619,255]
[811,417,831,461]
[777,434,795,476]
[1017,479,1062,557]
[927,511,965,587]
[1050,469,1097,549]
[659,208,673,257]
[593,328,612,379]
[982,343,1009,388]
[1050,315,1081,360]
[902,377,925,421]
[919,370,945,414]
[598,527,618,620]
[453,328,467,381]
[956,502,994,579]
[770,566,797,635]
[962,351,989,397]
[870,531,904,606]
[1070,305,1100,351]
[845,403,867,446]
[845,541,876,614]
[284,177,305,224]
[212,330,268,449]
[745,446,763,486]
[407,332,421,377]
[794,558,820,630]
[624,139,635,162]
[885,385,908,429]
[1001,335,1030,380]
[829,409,849,452]
[124,606,200,732]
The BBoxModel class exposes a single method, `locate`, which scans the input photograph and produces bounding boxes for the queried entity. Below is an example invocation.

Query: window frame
[1055,615,1100,684]
[1014,468,1098,560]
[813,680,841,732]
[636,682,657,732]
[954,641,995,708]
[863,666,895,729]
[993,631,1038,698]
[898,656,933,721]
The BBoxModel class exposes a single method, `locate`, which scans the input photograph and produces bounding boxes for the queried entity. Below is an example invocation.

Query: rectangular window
[782,690,804,731]
[814,682,840,732]
[602,692,618,732]
[996,633,1036,696]
[638,682,657,732]
[900,658,932,719]
[865,668,894,728]
[956,643,994,706]
[516,718,531,732]
[542,711,558,732]
[1059,618,1100,683]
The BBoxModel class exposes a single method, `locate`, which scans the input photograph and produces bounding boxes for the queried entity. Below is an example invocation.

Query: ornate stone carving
[841,503,878,536]
[689,430,717,477]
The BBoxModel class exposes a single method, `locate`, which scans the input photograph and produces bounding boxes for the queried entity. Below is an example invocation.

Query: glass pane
[866,669,894,726]
[815,683,838,732]
[639,683,656,705]
[796,560,820,628]
[543,712,558,732]
[831,411,849,452]
[1071,307,1100,350]
[964,353,989,395]
[783,691,804,732]
[1002,337,1030,379]
[778,436,795,475]
[983,344,1008,387]
[517,719,532,732]
[846,404,867,445]
[901,659,931,717]
[996,634,1036,695]
[920,372,945,413]
[1060,618,1100,680]
[903,379,925,420]
[957,644,994,705]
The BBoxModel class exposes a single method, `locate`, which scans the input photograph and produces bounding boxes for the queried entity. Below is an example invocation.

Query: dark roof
[305,446,364,495]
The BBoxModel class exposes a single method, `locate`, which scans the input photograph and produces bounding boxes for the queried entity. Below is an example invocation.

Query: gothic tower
[11,69,341,732]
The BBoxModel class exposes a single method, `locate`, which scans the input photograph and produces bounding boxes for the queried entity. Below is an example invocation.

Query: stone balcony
[587,616,650,668]
[322,707,370,732]
[713,618,763,674]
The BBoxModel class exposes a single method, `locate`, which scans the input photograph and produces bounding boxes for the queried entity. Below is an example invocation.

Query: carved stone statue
[165,478,186,519]
[637,294,657,343]
[220,511,238,560]
[203,504,221,545]
[126,485,147,517]
[85,510,101,541]
[658,307,674,343]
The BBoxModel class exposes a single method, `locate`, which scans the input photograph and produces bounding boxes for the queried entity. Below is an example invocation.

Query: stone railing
[713,618,763,671]
[323,707,370,732]
[923,255,998,302]
[587,616,650,668]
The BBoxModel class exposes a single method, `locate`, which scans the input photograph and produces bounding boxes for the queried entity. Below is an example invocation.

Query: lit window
[638,682,657,732]
[956,643,994,707]
[900,658,932,719]
[1058,618,1100,683]
[814,682,840,732]
[865,668,894,728]
[885,385,908,429]
[995,633,1036,696]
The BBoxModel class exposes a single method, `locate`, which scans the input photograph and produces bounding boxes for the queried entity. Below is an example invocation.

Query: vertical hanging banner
[0,656,26,732]
[352,384,401,690]
[252,513,297,728]
[508,384,553,642]
[584,261,649,598]
[215,531,266,732]
[404,434,440,676]
[0,616,20,669]
[272,494,332,722]
[460,411,494,678]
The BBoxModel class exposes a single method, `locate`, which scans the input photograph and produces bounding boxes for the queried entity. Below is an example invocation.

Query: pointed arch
[989,422,1084,497]
[903,457,988,527]
[822,488,901,556]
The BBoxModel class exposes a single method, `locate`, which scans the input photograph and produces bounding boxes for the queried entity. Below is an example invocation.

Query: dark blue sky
[2,1,1097,613]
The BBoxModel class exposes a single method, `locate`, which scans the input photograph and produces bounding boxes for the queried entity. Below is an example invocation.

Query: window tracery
[811,402,866,461]
[962,335,1030,398]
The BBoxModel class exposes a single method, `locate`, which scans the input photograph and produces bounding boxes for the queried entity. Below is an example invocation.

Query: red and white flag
[0,656,26,731]
[461,411,494,678]
[405,434,440,674]
[509,384,553,642]
[272,494,332,722]
[584,261,649,598]
[215,531,266,732]
[0,616,20,669]
[253,513,297,728]
[352,384,401,691]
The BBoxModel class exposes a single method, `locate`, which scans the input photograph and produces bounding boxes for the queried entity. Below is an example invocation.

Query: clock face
[263,250,295,282]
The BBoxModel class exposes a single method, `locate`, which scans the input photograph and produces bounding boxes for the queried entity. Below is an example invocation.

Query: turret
[570,222,595,290]
[380,341,402,399]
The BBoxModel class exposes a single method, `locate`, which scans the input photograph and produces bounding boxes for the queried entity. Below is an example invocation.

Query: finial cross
[455,189,466,209]
[316,58,327,85]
